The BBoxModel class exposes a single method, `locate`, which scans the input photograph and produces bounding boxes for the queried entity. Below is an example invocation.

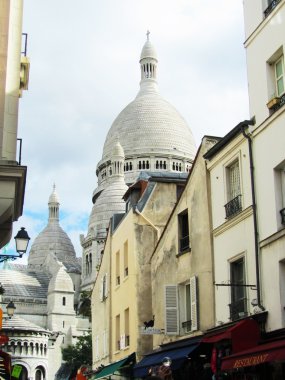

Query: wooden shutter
[165,285,178,335]
[190,276,198,331]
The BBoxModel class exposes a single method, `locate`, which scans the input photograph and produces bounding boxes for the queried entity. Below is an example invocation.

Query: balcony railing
[280,208,285,225]
[225,195,242,219]
[179,235,190,252]
[264,0,282,18]
[229,298,248,321]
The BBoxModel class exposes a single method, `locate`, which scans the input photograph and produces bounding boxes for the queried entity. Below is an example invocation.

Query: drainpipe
[134,207,160,239]
[240,117,265,311]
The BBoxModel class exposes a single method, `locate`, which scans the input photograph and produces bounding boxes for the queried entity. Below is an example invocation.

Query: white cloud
[17,0,249,256]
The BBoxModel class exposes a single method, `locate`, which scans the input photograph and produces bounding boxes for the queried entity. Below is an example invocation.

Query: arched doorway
[35,366,45,380]
[11,364,28,380]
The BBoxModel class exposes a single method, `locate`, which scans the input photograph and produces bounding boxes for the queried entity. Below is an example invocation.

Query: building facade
[81,35,196,291]
[0,187,90,380]
[0,0,29,248]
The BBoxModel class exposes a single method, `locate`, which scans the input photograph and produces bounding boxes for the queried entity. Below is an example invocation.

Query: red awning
[221,339,285,370]
[203,319,260,353]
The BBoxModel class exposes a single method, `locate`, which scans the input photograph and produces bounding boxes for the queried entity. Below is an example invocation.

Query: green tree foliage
[62,332,92,369]
[77,290,91,320]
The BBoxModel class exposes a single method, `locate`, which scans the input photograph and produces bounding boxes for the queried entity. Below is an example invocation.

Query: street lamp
[0,227,30,263]
[6,301,16,319]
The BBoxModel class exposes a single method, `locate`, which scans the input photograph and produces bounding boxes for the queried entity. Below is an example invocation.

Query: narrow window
[230,257,247,320]
[124,241,128,277]
[116,314,120,350]
[275,56,285,97]
[62,297,66,306]
[225,159,242,218]
[146,161,149,169]
[116,251,120,285]
[178,210,190,253]
[124,308,130,346]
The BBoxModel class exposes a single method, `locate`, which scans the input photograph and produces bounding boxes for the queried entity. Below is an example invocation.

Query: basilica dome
[28,186,80,273]
[97,35,196,185]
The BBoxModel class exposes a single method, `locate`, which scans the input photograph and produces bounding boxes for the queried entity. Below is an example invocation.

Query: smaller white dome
[140,38,157,61]
[48,266,74,293]
[49,184,59,204]
[112,140,124,158]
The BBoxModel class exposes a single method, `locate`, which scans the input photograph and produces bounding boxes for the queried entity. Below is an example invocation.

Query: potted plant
[267,93,280,109]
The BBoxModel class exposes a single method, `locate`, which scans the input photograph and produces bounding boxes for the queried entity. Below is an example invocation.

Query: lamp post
[6,301,16,319]
[0,227,30,263]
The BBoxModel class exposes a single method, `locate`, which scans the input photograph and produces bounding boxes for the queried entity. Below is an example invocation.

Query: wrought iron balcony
[225,194,242,219]
[264,0,282,18]
[280,208,285,225]
[179,235,190,252]
[229,298,248,321]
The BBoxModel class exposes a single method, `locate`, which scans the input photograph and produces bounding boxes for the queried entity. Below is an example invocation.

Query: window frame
[177,209,190,254]
[275,56,285,97]
[224,157,242,219]
[229,256,248,321]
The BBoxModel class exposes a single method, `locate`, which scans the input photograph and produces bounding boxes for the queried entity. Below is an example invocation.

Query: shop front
[221,338,285,379]
[133,337,213,380]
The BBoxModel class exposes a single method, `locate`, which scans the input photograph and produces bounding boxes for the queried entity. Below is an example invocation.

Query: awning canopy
[94,353,135,380]
[221,339,285,371]
[133,341,200,378]
[203,318,260,354]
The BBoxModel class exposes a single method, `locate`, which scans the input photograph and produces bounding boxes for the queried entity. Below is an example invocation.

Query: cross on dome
[146,30,150,41]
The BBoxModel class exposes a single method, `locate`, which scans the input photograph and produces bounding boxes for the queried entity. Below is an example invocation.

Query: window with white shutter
[190,276,198,331]
[165,285,178,335]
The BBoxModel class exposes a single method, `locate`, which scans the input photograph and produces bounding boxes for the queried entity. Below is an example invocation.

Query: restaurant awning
[221,339,285,371]
[203,318,260,353]
[133,341,200,378]
[94,353,135,380]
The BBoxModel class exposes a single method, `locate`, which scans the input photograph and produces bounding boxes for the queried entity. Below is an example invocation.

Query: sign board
[11,365,22,379]
[140,327,163,335]
[0,336,9,345]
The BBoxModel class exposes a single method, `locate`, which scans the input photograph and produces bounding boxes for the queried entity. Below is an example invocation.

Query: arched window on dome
[125,163,129,171]
[90,253,92,274]
[130,162,133,170]
[176,163,179,171]
[156,161,159,169]
[164,161,166,169]
[172,162,175,170]
[109,167,112,176]
[143,161,145,169]
[179,163,182,171]
[146,161,149,169]
[62,297,66,306]
[139,161,142,169]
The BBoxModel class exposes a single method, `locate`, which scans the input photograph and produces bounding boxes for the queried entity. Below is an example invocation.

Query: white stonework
[0,186,90,380]
[81,35,196,290]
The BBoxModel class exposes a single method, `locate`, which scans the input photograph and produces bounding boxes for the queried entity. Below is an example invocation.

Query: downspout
[240,117,265,311]
[134,207,160,239]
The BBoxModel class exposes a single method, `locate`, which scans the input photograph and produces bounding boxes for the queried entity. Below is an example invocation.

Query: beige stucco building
[0,0,29,248]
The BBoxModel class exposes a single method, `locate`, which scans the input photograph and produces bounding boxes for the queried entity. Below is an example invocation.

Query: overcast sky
[6,1,249,260]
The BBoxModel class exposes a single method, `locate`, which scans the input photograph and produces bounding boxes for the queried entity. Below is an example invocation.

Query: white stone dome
[28,186,79,271]
[102,90,196,161]
[98,34,196,186]
[48,265,74,293]
[88,179,128,236]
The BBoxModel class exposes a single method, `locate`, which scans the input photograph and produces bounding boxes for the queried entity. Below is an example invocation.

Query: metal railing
[229,298,248,321]
[225,195,242,219]
[264,0,282,18]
